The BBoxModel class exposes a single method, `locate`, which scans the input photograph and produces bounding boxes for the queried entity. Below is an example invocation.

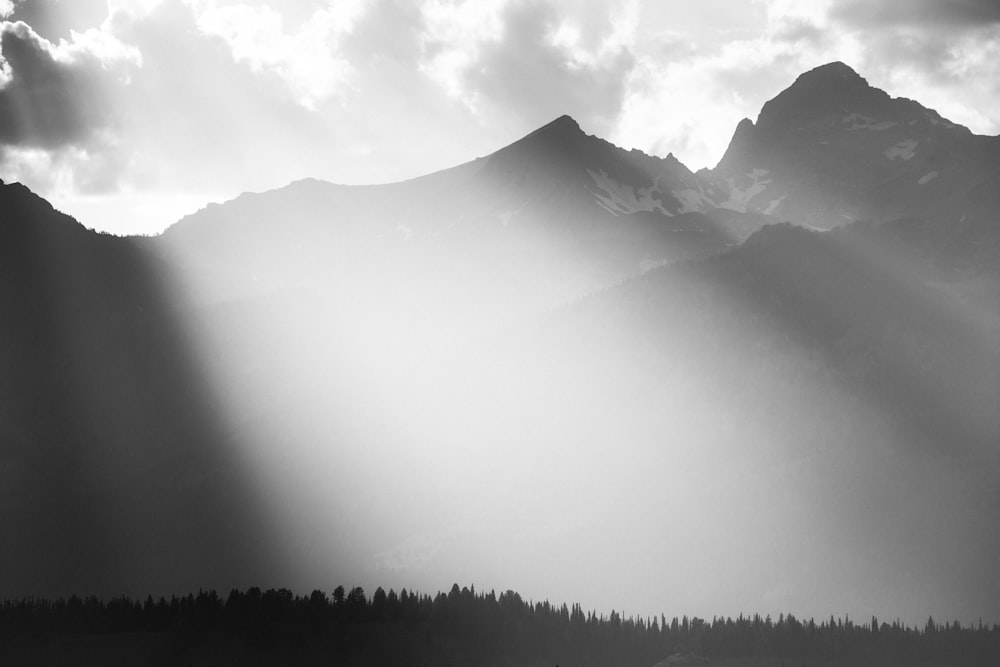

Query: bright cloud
[418,0,507,110]
[189,0,367,110]
[548,0,638,69]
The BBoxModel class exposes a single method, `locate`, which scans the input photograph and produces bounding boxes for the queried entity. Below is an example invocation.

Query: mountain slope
[153,114,767,316]
[709,61,1000,256]
[0,179,289,597]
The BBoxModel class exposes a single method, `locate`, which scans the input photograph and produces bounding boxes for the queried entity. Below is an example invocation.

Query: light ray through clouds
[142,117,1000,624]
[0,182,291,597]
[1,0,999,629]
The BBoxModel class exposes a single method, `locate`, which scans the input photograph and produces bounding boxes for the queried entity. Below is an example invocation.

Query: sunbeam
[0,180,287,598]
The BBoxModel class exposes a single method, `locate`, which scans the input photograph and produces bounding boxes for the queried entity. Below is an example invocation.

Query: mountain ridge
[148,62,1000,278]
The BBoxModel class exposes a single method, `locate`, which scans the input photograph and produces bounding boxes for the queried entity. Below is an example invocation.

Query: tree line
[1,584,998,666]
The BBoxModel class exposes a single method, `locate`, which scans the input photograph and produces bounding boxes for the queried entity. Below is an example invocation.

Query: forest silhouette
[2,584,998,666]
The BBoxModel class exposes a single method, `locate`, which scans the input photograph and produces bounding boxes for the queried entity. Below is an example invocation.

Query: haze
[2,0,999,633]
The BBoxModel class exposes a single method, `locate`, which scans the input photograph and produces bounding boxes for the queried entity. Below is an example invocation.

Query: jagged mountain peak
[497,114,696,176]
[754,61,888,136]
[709,60,999,233]
[531,114,582,135]
[498,114,589,161]
[795,61,866,87]
[715,118,756,170]
[476,114,723,224]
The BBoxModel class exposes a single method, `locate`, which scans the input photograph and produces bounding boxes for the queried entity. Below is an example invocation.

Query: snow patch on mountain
[918,171,940,185]
[843,113,897,131]
[718,168,771,212]
[587,169,671,216]
[926,113,959,130]
[593,196,621,216]
[672,188,713,214]
[764,195,786,215]
[884,139,918,160]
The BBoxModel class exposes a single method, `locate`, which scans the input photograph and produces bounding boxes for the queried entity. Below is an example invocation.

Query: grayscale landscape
[1,1,999,665]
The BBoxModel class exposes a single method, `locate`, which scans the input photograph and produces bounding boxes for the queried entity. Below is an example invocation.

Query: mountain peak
[777,60,874,106]
[754,61,887,137]
[715,118,757,171]
[797,61,865,86]
[551,114,580,128]
[490,114,589,168]
[525,114,583,139]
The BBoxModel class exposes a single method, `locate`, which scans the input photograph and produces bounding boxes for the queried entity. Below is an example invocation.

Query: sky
[1,0,999,234]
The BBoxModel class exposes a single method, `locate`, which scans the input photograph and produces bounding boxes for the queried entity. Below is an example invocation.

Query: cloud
[0,11,144,202]
[472,0,635,129]
[0,21,124,148]
[418,0,507,107]
[340,0,423,66]
[833,0,1000,28]
[188,0,367,110]
[103,1,333,187]
[0,139,126,196]
[420,0,636,134]
[6,0,110,38]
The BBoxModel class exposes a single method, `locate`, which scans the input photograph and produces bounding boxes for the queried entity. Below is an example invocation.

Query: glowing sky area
[1,0,1000,234]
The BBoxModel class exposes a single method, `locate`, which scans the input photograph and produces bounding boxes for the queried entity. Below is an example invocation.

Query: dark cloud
[0,21,114,148]
[464,0,634,134]
[772,18,828,46]
[833,0,1000,28]
[868,31,955,79]
[831,4,998,91]
[10,0,107,39]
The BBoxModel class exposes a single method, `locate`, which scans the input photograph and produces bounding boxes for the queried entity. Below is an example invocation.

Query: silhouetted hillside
[0,179,286,597]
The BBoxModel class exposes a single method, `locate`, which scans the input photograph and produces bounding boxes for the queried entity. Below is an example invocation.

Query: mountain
[155,61,1000,317]
[1,63,999,622]
[153,114,770,314]
[710,62,1000,267]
